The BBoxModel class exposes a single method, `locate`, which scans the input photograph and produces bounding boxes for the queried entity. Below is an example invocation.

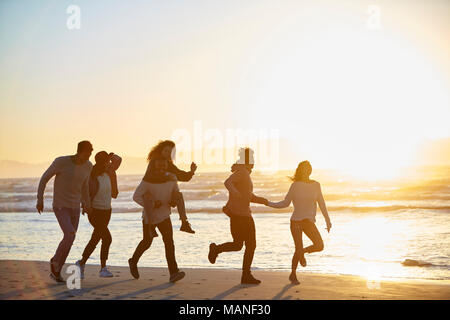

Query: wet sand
[0,260,449,300]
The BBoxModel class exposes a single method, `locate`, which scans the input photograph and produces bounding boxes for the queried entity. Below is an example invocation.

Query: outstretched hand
[190,162,197,174]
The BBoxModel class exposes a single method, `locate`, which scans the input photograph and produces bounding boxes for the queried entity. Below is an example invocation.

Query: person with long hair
[267,160,332,285]
[128,155,186,283]
[36,141,93,283]
[207,147,269,285]
[142,140,196,235]
[75,151,122,278]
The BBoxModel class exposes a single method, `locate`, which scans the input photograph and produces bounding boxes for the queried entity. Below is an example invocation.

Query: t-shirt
[37,156,92,209]
[133,180,179,225]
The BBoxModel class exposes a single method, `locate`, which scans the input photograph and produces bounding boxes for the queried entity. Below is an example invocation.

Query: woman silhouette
[267,161,332,284]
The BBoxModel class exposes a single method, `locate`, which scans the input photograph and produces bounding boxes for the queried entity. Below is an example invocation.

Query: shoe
[180,221,195,234]
[49,272,65,283]
[289,273,300,285]
[75,260,85,279]
[128,258,139,279]
[299,254,307,267]
[99,267,113,278]
[241,273,261,285]
[208,243,218,264]
[169,271,185,283]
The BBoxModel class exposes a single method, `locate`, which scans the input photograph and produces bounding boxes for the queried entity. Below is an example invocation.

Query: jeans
[131,218,179,275]
[81,208,112,267]
[52,207,80,273]
[216,215,256,274]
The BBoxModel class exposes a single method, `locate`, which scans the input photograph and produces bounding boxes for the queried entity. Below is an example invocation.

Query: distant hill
[0,157,148,179]
[1,138,448,179]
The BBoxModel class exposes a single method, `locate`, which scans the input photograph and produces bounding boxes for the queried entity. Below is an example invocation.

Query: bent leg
[216,241,244,253]
[131,222,153,263]
[242,217,256,274]
[172,191,187,222]
[81,209,102,264]
[216,216,244,254]
[301,219,324,253]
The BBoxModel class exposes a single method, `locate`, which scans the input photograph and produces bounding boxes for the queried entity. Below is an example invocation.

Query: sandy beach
[0,260,448,300]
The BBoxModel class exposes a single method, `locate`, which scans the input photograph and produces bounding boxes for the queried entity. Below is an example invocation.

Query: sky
[0,0,449,179]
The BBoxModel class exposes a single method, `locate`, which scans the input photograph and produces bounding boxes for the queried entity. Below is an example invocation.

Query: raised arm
[36,159,60,212]
[317,183,331,230]
[109,153,122,172]
[267,183,294,209]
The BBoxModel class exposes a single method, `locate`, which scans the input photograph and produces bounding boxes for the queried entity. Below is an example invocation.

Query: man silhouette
[37,141,93,282]
[208,147,268,284]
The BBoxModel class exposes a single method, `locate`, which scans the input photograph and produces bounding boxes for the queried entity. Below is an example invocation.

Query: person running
[75,152,122,279]
[128,155,186,283]
[36,141,93,283]
[142,140,196,235]
[208,147,268,285]
[267,160,332,285]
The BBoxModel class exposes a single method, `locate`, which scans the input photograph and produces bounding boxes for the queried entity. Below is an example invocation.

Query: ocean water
[0,167,449,281]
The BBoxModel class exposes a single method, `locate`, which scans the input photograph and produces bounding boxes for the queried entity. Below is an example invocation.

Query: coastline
[0,260,449,300]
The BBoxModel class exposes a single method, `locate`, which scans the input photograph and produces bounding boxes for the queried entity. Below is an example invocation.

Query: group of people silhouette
[37,140,332,285]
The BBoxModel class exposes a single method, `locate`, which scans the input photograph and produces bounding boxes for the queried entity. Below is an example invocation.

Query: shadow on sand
[54,279,134,300]
[112,282,175,300]
[212,283,260,300]
[272,283,298,300]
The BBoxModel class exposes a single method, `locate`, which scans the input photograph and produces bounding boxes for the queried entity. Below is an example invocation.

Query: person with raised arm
[36,141,93,283]
[75,151,122,279]
[141,140,196,235]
